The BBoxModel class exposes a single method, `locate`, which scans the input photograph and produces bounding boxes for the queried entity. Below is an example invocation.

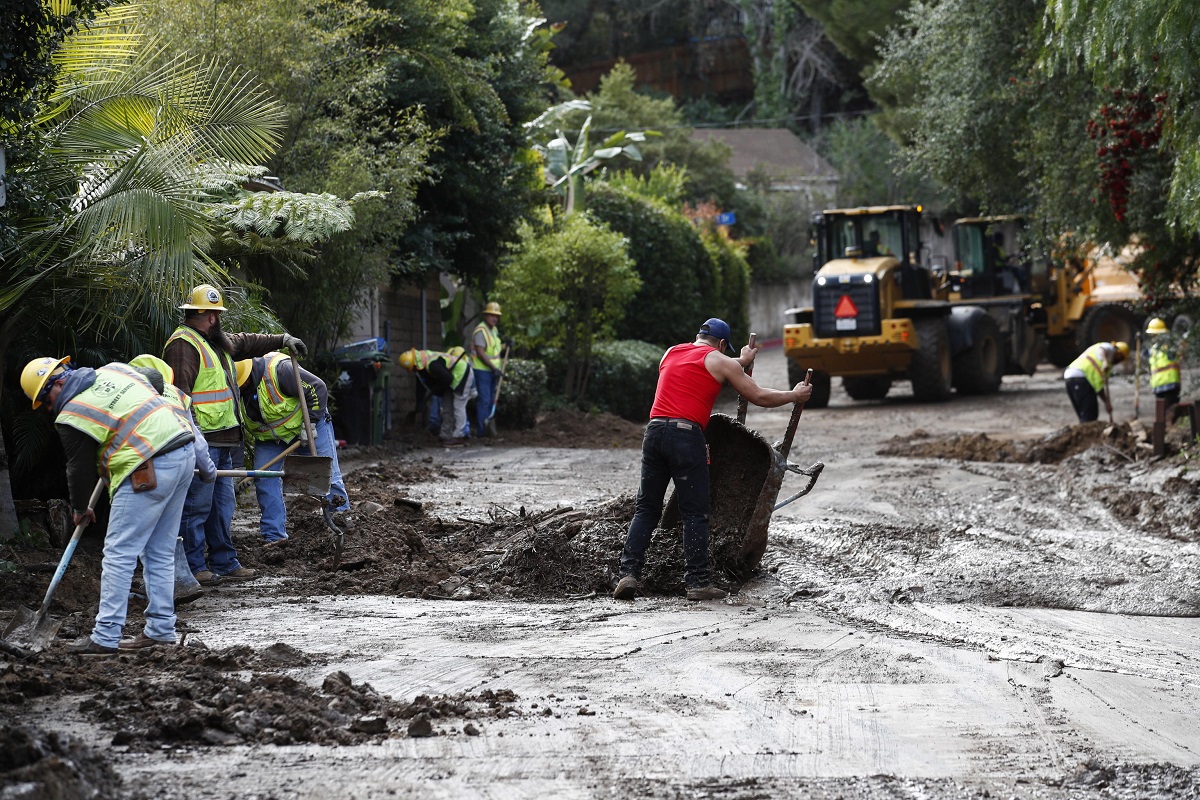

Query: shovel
[236,440,302,492]
[2,478,105,655]
[285,344,341,562]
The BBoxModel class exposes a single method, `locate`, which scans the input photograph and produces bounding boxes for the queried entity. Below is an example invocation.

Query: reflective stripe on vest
[1068,343,1111,393]
[56,364,193,497]
[166,325,239,433]
[471,323,502,371]
[1149,343,1181,391]
[247,352,312,442]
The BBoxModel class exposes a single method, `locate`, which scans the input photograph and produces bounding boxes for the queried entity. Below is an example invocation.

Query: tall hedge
[587,184,749,346]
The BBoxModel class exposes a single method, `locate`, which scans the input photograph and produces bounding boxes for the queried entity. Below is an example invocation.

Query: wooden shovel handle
[289,344,319,457]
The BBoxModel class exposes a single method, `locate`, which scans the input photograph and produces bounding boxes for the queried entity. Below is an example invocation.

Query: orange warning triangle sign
[833,294,858,319]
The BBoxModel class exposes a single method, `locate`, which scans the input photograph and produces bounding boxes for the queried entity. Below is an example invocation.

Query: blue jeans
[91,446,194,647]
[253,417,350,541]
[619,418,713,588]
[180,444,241,576]
[474,369,496,433]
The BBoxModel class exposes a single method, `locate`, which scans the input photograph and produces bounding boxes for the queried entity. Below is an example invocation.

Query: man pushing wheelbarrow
[613,318,818,601]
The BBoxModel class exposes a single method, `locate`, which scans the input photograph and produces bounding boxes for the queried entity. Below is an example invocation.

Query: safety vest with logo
[471,322,502,371]
[56,364,194,498]
[165,325,239,433]
[1149,342,1181,393]
[1068,343,1112,393]
[246,352,317,443]
[417,348,471,390]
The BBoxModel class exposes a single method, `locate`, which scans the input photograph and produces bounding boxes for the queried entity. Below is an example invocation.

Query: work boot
[685,585,728,602]
[612,575,640,600]
[219,567,258,581]
[194,570,221,585]
[118,632,174,651]
[67,636,118,657]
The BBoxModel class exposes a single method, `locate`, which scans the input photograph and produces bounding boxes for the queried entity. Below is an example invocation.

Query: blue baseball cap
[698,318,736,353]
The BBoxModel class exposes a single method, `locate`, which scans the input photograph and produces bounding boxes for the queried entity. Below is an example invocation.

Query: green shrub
[587,184,722,346]
[495,358,547,430]
[544,339,663,421]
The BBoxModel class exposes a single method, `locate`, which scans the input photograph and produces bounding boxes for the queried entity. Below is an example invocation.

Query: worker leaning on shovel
[1064,340,1129,423]
[613,318,813,602]
[235,353,350,544]
[471,301,506,438]
[19,355,218,656]
[162,284,307,586]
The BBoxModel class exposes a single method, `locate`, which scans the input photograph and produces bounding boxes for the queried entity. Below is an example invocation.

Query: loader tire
[789,359,830,408]
[1047,335,1079,368]
[1078,304,1140,351]
[952,314,1003,395]
[909,318,953,402]
[842,375,892,401]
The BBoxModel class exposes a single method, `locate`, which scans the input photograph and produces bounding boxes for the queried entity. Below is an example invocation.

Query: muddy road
[4,346,1200,799]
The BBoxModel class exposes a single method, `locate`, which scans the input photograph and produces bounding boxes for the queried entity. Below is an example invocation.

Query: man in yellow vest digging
[1145,317,1182,410]
[235,354,349,543]
[1064,340,1129,423]
[471,302,505,438]
[20,356,217,655]
[163,284,307,584]
[398,347,475,447]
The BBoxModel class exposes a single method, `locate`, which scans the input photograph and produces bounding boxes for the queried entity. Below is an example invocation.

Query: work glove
[282,334,308,358]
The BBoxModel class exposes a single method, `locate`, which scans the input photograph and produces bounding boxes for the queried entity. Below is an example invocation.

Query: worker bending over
[1064,340,1129,423]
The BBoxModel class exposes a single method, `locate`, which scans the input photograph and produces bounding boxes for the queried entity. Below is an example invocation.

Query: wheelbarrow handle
[736,333,757,425]
[777,368,812,461]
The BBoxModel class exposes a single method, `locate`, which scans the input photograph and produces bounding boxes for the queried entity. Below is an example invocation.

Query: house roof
[689,128,837,182]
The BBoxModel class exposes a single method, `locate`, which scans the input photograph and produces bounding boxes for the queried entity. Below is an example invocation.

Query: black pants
[619,418,712,588]
[1066,377,1099,422]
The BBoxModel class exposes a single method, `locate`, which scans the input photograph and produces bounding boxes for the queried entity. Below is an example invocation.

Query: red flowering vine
[1085,88,1167,223]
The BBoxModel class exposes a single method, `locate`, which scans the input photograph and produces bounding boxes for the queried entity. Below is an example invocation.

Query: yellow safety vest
[416,348,470,389]
[471,322,502,371]
[1068,343,1112,393]
[1149,342,1181,392]
[56,364,193,498]
[165,325,239,433]
[246,352,316,443]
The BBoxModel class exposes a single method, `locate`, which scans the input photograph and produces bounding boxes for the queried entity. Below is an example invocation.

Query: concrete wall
[749,279,812,346]
[337,276,442,439]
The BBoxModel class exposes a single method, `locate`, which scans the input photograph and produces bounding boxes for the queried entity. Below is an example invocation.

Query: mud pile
[878,420,1167,464]
[0,725,126,799]
[1,641,524,748]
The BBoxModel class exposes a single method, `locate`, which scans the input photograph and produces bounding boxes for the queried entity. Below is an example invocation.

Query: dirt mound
[0,725,126,799]
[879,421,1164,464]
[1,640,528,749]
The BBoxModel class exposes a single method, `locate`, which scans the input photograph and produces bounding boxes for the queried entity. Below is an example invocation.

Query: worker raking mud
[1064,340,1128,423]
[613,318,813,601]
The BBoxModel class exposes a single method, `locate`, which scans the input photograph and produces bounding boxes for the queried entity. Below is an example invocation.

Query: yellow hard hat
[179,284,227,311]
[483,302,502,317]
[235,359,253,387]
[1146,317,1168,335]
[129,354,174,386]
[21,356,71,409]
[1113,341,1130,361]
[398,348,418,371]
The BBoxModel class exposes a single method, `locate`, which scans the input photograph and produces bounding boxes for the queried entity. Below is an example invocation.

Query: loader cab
[812,205,930,300]
[952,216,1031,299]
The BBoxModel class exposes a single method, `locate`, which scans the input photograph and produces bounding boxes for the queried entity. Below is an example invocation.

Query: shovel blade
[282,454,333,497]
[2,605,61,653]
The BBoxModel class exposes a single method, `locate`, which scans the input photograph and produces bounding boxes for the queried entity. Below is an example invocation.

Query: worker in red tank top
[613,318,812,601]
